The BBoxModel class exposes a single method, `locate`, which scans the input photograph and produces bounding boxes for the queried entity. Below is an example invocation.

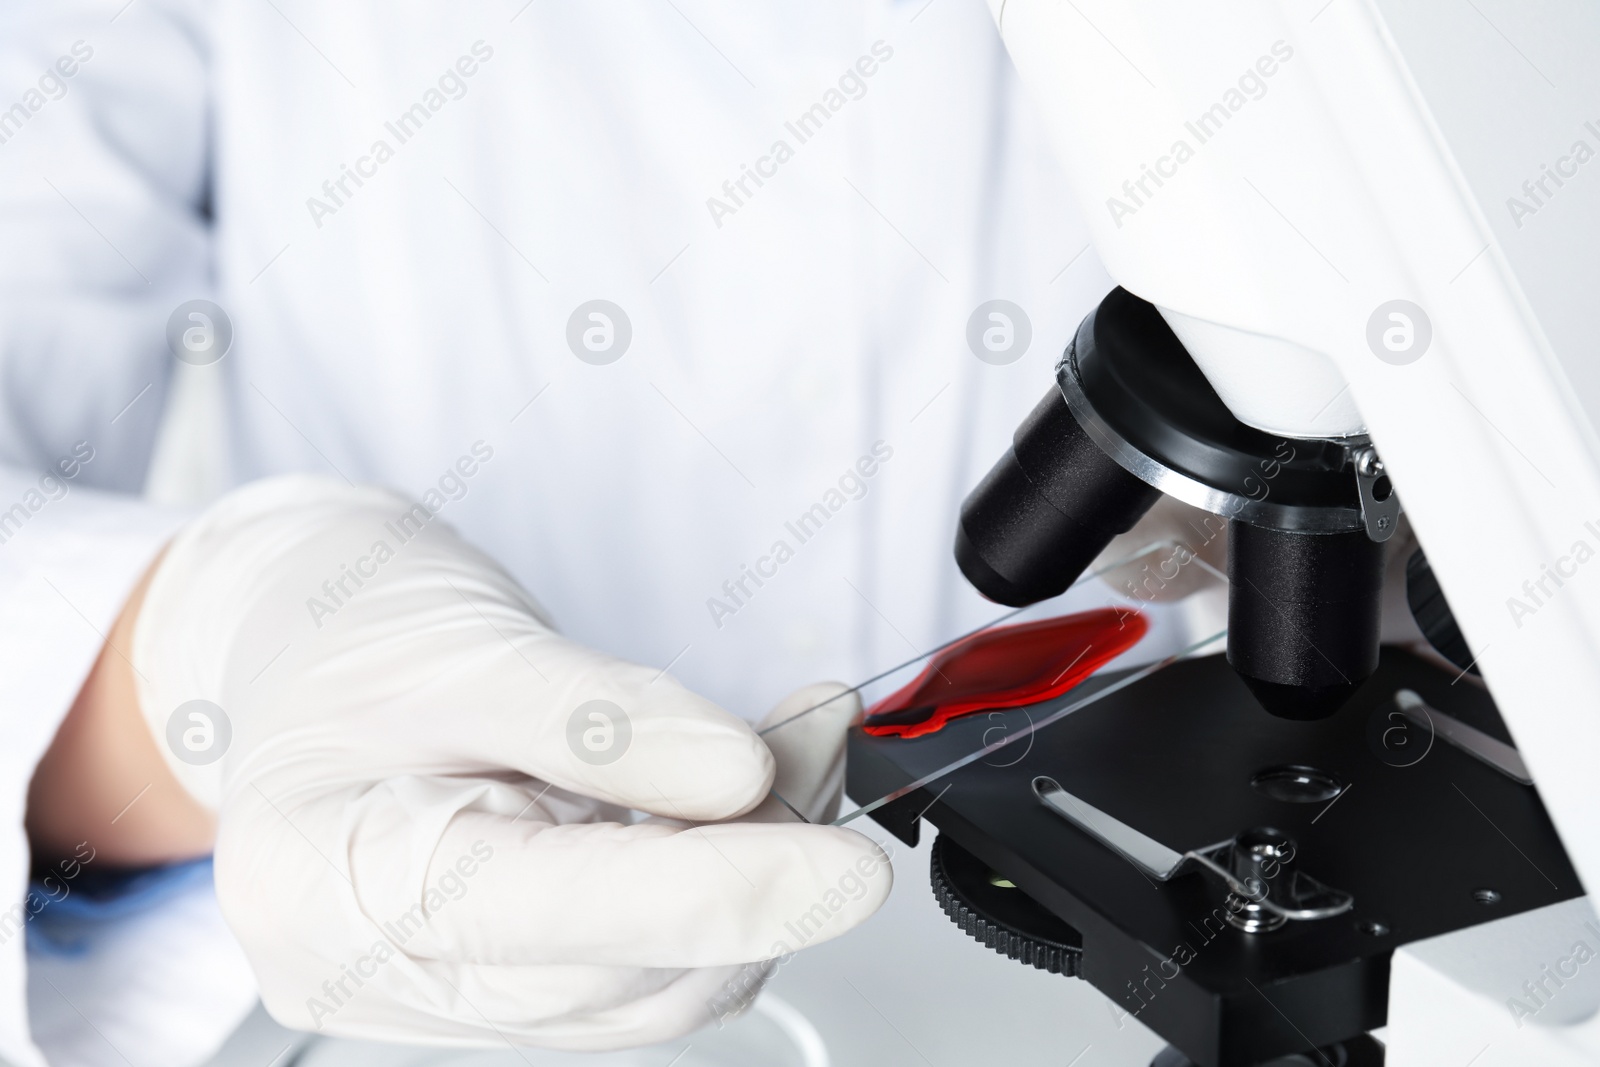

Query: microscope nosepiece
[954,287,1394,721]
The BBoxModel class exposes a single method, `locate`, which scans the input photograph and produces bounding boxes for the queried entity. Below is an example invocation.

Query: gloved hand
[130,475,890,1050]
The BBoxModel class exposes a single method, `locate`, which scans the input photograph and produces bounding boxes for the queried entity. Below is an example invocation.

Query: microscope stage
[846,648,1581,1067]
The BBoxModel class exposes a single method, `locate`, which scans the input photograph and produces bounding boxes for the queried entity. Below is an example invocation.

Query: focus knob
[929,834,1082,977]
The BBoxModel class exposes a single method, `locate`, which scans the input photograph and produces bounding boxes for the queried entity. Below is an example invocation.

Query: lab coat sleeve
[0,0,212,490]
[0,477,191,1067]
[0,1,218,1063]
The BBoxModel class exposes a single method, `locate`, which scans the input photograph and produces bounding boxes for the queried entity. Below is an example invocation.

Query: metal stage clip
[1033,776,1353,932]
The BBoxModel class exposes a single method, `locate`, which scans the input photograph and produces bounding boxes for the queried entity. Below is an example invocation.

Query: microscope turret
[957,287,1398,719]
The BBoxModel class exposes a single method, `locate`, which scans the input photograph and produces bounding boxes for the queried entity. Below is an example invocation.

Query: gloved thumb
[747,682,859,825]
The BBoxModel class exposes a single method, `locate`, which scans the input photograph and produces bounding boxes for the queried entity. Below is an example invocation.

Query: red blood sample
[862,607,1148,739]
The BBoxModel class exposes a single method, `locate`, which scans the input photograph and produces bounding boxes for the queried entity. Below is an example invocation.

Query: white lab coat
[0,1,1177,1062]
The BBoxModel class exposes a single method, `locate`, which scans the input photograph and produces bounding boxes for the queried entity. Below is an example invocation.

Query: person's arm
[0,476,194,1067]
[0,0,217,867]
[25,549,215,869]
[0,2,221,1062]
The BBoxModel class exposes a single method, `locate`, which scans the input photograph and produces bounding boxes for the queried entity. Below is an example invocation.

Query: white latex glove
[1094,496,1231,604]
[130,475,890,1050]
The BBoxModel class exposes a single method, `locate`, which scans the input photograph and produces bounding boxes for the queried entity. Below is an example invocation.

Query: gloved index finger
[483,645,777,823]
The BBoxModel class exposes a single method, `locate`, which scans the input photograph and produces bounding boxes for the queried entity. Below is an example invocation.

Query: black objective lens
[955,386,1160,607]
[1227,521,1385,720]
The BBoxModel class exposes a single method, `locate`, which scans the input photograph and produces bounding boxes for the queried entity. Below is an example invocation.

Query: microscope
[847,2,1600,1064]
[954,284,1395,722]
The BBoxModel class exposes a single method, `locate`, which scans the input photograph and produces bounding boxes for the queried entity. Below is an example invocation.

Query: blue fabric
[25,857,215,957]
